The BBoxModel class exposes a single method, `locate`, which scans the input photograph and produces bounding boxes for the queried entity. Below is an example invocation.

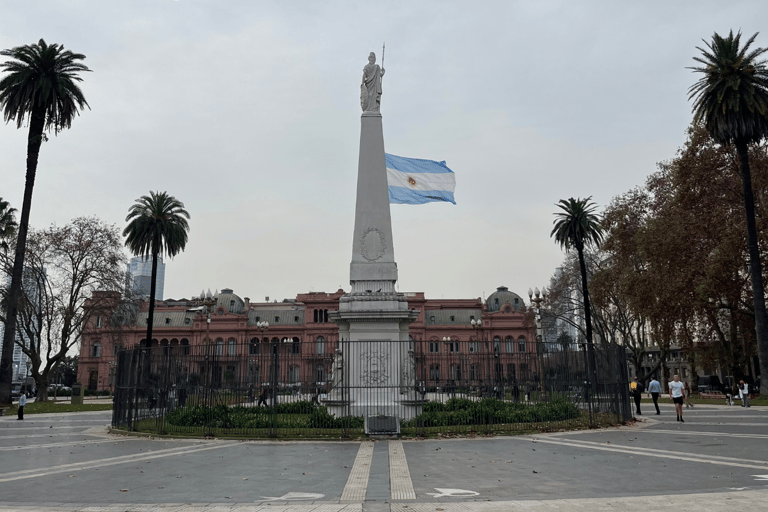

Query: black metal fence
[112,340,631,437]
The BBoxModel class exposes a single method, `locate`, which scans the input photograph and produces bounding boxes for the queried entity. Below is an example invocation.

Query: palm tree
[123,192,190,349]
[0,39,90,404]
[551,197,604,390]
[689,30,768,395]
[0,198,17,253]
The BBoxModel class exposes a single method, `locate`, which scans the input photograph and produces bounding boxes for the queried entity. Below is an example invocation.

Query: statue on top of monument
[360,52,385,112]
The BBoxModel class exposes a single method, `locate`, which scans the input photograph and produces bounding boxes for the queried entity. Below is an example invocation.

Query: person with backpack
[630,376,645,415]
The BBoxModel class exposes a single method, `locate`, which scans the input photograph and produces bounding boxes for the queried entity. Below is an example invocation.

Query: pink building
[78,286,536,391]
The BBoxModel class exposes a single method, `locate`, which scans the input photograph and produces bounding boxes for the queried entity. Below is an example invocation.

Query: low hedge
[164,401,363,429]
[402,397,579,428]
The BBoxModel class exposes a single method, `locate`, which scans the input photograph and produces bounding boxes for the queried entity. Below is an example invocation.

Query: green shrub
[402,398,579,428]
[306,407,364,429]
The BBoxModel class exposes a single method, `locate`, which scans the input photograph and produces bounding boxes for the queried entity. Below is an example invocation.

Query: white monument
[326,52,422,432]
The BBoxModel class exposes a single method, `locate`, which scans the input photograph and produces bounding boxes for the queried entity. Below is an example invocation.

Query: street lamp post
[255,321,273,406]
[470,318,489,397]
[197,290,218,407]
[528,287,547,401]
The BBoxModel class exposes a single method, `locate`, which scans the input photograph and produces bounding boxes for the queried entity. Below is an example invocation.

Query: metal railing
[112,340,631,437]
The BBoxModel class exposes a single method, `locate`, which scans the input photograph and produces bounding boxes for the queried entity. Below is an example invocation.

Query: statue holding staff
[360,51,385,112]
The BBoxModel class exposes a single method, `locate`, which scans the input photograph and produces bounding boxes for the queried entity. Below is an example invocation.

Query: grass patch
[3,401,113,415]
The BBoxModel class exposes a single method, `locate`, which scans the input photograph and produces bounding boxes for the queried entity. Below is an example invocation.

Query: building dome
[216,288,245,314]
[486,286,524,312]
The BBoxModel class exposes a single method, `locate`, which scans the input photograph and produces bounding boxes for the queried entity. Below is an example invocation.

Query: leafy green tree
[123,192,190,349]
[689,30,768,394]
[551,197,605,353]
[0,198,16,253]
[0,39,90,404]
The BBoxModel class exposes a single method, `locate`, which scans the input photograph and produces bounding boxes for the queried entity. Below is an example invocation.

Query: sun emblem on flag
[407,176,417,186]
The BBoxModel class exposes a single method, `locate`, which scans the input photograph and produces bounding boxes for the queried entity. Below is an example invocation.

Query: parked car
[697,375,723,394]
[11,384,21,401]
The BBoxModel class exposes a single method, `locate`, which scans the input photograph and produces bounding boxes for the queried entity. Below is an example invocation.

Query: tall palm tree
[123,192,190,349]
[0,198,17,254]
[0,39,90,404]
[551,197,604,388]
[689,30,768,395]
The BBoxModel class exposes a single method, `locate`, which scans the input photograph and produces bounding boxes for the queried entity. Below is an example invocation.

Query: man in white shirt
[668,374,685,422]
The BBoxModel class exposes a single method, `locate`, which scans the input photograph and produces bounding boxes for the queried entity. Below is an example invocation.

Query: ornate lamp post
[528,287,547,399]
[470,318,490,397]
[256,321,270,404]
[196,289,219,406]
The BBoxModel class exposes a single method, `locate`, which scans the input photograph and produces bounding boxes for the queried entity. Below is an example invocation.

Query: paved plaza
[1,403,767,511]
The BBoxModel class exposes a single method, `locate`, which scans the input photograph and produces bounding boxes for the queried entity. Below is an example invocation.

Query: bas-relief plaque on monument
[360,227,386,262]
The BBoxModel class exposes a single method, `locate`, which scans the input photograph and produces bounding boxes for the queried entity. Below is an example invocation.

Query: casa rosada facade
[78,286,536,391]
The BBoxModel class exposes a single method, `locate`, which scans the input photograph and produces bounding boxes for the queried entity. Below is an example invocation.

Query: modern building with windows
[0,323,32,383]
[78,286,536,392]
[127,256,165,300]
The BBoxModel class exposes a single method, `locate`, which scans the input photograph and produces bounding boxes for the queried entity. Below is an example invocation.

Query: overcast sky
[1,1,766,305]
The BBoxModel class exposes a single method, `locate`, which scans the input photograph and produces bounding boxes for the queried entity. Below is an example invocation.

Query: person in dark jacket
[630,377,645,415]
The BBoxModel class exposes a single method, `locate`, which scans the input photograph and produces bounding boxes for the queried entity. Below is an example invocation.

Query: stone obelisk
[327,52,421,431]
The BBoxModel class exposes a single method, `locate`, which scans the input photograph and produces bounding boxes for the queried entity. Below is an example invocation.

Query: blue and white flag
[385,153,456,205]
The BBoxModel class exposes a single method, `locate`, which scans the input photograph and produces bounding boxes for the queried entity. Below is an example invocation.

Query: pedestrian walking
[257,386,268,407]
[739,380,751,408]
[17,392,26,420]
[669,374,685,422]
[630,377,644,415]
[648,376,662,415]
[684,381,694,409]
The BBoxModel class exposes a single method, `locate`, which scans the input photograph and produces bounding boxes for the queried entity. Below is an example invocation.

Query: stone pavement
[1,403,767,511]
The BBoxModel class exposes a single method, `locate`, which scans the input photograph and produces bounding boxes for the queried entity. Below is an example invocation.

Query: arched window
[316,364,325,383]
[290,337,301,354]
[505,336,514,353]
[289,365,300,384]
[249,338,260,355]
[228,338,237,356]
[215,338,224,356]
[316,336,325,354]
[493,336,501,354]
[314,309,318,323]
[92,342,101,358]
[324,309,329,323]
[518,336,527,353]
[181,339,190,355]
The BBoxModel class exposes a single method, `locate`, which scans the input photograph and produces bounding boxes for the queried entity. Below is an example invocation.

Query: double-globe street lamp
[528,287,547,400]
[255,321,272,405]
[470,318,492,397]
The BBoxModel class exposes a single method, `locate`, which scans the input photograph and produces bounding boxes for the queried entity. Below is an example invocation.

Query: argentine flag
[385,153,456,205]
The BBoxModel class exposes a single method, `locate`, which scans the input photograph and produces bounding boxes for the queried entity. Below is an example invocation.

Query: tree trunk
[576,245,599,397]
[0,106,46,405]
[142,234,160,349]
[735,140,768,396]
